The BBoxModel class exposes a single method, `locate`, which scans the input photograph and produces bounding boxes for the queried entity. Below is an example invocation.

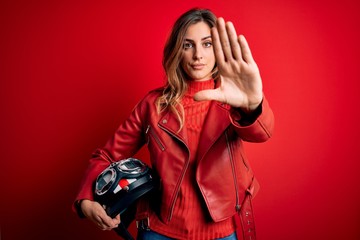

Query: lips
[190,63,205,70]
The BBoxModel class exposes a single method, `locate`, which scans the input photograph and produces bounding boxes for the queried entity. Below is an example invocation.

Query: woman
[73,8,274,240]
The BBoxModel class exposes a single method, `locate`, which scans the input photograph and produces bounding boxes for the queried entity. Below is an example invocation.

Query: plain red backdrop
[1,0,359,239]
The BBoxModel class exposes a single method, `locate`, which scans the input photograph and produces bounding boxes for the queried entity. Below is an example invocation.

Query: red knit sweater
[148,79,235,239]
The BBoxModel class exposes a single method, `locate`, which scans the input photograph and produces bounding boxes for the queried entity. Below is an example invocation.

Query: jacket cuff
[73,199,86,218]
[230,100,263,127]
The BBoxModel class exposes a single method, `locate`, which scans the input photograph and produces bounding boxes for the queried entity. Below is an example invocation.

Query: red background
[1,0,359,239]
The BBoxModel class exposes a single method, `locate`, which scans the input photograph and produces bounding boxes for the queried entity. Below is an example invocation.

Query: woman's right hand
[80,199,121,231]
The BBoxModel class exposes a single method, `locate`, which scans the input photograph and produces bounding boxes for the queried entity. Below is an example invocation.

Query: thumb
[113,214,121,224]
[194,89,225,103]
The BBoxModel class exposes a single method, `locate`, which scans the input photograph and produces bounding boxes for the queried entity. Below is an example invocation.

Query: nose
[193,45,203,60]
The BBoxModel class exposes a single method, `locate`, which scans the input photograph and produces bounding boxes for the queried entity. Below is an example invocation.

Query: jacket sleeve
[72,96,147,215]
[229,96,274,143]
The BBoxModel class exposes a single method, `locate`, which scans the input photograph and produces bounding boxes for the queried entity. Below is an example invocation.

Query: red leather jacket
[74,88,274,223]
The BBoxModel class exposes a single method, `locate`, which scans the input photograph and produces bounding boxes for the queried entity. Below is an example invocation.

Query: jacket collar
[158,100,231,159]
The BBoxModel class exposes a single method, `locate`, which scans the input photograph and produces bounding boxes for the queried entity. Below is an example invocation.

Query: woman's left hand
[194,17,263,112]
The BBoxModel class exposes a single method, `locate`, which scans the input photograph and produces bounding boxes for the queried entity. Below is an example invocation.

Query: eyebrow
[184,35,212,42]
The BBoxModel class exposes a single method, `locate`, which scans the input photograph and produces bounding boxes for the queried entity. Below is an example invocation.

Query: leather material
[234,181,258,240]
[74,88,274,225]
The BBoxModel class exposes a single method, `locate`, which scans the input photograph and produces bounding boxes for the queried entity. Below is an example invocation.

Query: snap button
[162,119,167,124]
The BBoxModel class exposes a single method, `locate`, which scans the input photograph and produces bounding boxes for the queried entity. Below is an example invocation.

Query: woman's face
[180,21,216,81]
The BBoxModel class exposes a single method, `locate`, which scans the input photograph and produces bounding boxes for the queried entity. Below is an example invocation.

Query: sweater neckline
[185,79,215,97]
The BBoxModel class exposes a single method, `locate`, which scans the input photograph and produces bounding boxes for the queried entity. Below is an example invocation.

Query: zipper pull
[145,125,150,134]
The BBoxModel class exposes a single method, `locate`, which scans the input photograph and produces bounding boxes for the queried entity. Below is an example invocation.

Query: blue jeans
[137,230,237,240]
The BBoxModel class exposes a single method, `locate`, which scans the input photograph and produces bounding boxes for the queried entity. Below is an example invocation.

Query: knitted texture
[148,80,235,239]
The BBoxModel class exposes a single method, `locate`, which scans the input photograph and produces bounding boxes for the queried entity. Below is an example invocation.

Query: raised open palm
[194,17,263,112]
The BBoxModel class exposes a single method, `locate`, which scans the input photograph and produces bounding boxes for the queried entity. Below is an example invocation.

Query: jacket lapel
[196,101,231,161]
[158,110,188,147]
[157,101,231,157]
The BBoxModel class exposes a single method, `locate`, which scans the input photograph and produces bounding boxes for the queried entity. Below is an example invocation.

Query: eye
[183,42,193,49]
[203,41,212,48]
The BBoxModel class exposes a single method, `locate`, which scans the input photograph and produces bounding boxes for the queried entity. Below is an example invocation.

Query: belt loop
[136,217,150,231]
[135,197,151,231]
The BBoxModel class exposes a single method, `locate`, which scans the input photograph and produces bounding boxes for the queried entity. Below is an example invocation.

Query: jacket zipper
[158,124,190,222]
[225,130,240,210]
[146,125,165,151]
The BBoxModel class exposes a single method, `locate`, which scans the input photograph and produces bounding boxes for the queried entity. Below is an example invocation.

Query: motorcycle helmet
[94,157,158,218]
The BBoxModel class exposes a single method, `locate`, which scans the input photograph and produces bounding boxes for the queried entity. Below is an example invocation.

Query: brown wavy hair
[156,8,218,131]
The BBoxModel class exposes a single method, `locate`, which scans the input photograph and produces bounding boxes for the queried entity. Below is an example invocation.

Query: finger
[193,89,226,103]
[216,17,232,62]
[94,216,111,230]
[99,214,118,229]
[97,221,109,231]
[238,35,254,63]
[211,25,225,65]
[113,214,121,225]
[226,21,242,60]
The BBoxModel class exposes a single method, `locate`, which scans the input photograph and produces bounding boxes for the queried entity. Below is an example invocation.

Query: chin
[188,73,212,81]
